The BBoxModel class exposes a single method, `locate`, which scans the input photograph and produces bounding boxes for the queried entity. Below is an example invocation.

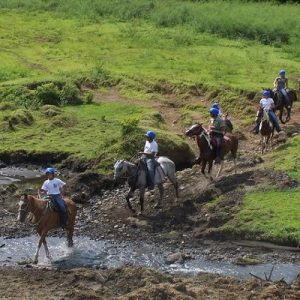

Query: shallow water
[0,236,299,283]
[0,167,42,185]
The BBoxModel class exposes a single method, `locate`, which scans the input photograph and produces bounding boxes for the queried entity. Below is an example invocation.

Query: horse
[259,109,274,154]
[113,157,179,214]
[266,88,297,124]
[185,124,238,180]
[17,194,77,264]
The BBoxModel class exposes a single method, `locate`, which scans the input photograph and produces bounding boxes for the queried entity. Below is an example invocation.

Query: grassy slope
[215,135,300,245]
[0,2,299,90]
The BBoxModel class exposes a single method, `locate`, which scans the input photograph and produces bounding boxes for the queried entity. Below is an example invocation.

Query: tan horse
[17,194,77,264]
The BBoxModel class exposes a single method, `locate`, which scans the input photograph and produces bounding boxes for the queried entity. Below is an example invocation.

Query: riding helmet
[212,102,219,109]
[145,130,156,139]
[262,90,270,97]
[279,69,286,75]
[45,167,55,174]
[210,107,219,116]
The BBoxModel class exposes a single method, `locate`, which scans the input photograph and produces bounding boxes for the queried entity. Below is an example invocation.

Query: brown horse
[267,89,297,124]
[259,109,274,154]
[185,124,238,180]
[17,194,77,263]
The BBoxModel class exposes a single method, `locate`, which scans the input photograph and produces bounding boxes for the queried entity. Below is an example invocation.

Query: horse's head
[113,160,126,180]
[185,123,204,137]
[17,194,30,222]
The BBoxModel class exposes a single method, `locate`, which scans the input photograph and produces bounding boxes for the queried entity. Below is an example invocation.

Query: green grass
[221,189,300,246]
[0,3,299,91]
[267,134,300,181]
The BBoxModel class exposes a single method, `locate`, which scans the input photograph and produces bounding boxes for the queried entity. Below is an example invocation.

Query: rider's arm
[273,77,278,88]
[139,151,157,158]
[60,184,67,196]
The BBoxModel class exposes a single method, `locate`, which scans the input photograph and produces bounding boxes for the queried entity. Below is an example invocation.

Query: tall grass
[1,0,299,48]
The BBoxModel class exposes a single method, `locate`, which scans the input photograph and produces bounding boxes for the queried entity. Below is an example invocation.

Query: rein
[199,130,213,150]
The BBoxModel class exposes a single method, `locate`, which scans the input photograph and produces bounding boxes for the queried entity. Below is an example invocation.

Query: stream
[0,235,299,283]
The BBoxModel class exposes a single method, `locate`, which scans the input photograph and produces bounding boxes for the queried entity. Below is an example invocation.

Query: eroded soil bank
[1,266,300,300]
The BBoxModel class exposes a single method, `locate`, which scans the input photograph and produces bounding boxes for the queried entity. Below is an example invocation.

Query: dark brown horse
[259,109,274,154]
[185,124,238,180]
[17,194,77,263]
[267,89,297,124]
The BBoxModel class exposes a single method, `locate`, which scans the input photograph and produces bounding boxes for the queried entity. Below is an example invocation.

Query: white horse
[114,157,179,214]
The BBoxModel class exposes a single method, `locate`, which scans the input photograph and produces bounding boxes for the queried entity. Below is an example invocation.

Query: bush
[60,82,83,105]
[0,101,16,111]
[121,118,139,136]
[36,83,61,106]
[5,109,34,126]
[50,114,77,128]
[41,105,62,117]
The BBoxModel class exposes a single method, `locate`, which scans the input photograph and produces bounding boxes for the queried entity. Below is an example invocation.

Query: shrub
[50,114,77,128]
[121,117,139,136]
[0,101,16,111]
[5,109,34,126]
[60,82,83,105]
[36,83,61,106]
[41,105,62,117]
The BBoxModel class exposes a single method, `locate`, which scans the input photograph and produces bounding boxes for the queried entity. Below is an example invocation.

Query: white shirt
[41,178,66,195]
[144,140,158,154]
[260,97,274,110]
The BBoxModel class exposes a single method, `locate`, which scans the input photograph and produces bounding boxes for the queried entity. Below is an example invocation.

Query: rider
[254,90,281,134]
[139,131,158,190]
[208,107,226,164]
[273,69,290,108]
[211,102,223,117]
[39,167,68,227]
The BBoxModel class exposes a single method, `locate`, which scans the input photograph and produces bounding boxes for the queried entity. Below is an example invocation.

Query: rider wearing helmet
[211,102,222,117]
[253,90,281,134]
[273,69,290,108]
[208,108,226,164]
[39,167,68,227]
[139,131,158,190]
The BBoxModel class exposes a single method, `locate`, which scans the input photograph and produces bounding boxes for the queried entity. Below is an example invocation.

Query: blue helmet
[279,69,285,75]
[262,90,270,97]
[145,130,156,139]
[45,167,55,174]
[212,102,219,109]
[210,107,219,116]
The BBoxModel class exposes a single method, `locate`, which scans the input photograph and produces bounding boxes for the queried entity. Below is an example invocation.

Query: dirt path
[1,266,299,300]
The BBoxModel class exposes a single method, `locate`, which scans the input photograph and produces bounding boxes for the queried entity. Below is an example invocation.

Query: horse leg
[279,108,285,124]
[207,160,213,182]
[33,232,47,264]
[216,160,224,178]
[154,183,164,209]
[43,238,51,259]
[139,187,145,214]
[66,226,74,247]
[167,173,179,199]
[125,188,136,213]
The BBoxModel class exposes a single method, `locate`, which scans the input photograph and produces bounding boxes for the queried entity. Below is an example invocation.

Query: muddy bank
[0,266,299,300]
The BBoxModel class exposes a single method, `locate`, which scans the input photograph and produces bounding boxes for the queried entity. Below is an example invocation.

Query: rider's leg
[280,89,291,108]
[269,111,281,132]
[214,133,223,164]
[253,110,262,134]
[51,194,68,227]
[146,158,156,190]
